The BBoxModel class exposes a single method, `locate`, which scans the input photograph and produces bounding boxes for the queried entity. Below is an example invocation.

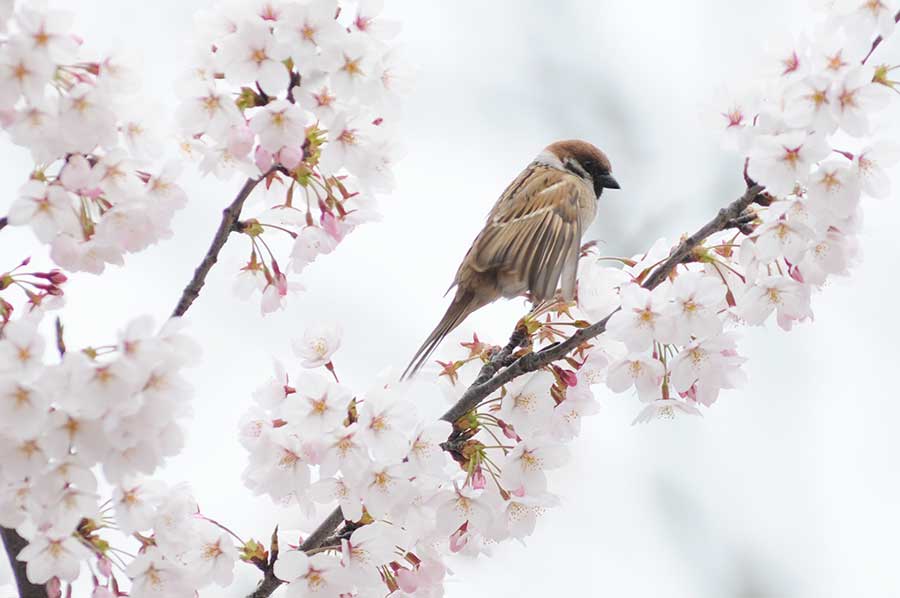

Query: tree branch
[171,175,264,318]
[442,184,764,423]
[245,183,765,598]
[0,527,46,598]
[0,216,7,233]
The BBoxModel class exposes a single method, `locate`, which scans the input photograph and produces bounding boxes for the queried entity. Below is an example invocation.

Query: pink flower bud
[34,269,68,285]
[320,211,344,242]
[277,146,304,170]
[449,526,468,553]
[498,420,519,441]
[678,384,698,402]
[47,577,62,598]
[554,366,578,387]
[97,556,113,578]
[48,269,67,284]
[228,124,255,157]
[255,146,273,172]
[471,466,486,490]
[395,568,418,593]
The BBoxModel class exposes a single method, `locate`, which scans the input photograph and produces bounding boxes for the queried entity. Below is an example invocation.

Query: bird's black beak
[599,174,620,190]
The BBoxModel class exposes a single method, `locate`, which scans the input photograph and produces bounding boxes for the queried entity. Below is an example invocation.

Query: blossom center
[513,392,536,413]
[279,449,300,468]
[310,396,328,415]
[826,51,847,72]
[312,338,328,357]
[821,171,840,190]
[520,451,542,471]
[13,386,30,407]
[203,541,223,560]
[338,129,357,146]
[12,62,29,82]
[808,89,828,108]
[19,439,40,457]
[782,51,800,75]
[780,146,802,168]
[16,346,31,363]
[47,539,64,558]
[342,56,363,76]
[250,48,269,66]
[723,107,744,128]
[838,88,857,110]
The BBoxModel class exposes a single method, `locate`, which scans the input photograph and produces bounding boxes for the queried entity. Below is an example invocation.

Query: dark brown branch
[0,216,7,232]
[245,183,765,598]
[441,184,763,424]
[246,507,345,597]
[171,176,263,318]
[1,527,46,598]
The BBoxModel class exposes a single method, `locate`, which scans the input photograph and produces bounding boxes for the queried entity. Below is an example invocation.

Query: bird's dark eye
[564,159,588,179]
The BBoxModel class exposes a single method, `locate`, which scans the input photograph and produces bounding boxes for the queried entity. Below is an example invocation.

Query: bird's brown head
[545,139,620,198]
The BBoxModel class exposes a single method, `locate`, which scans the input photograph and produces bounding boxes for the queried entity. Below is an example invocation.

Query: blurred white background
[2,1,900,596]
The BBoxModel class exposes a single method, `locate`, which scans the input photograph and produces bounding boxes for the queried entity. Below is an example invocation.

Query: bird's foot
[726,207,758,235]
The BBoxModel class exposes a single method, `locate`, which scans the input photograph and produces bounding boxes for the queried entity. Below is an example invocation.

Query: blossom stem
[201,515,247,546]
[258,222,299,239]
[325,360,340,383]
[478,423,510,453]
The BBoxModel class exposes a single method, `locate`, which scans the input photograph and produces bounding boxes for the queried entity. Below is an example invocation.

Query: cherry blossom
[293,323,343,369]
[499,438,569,495]
[606,283,670,352]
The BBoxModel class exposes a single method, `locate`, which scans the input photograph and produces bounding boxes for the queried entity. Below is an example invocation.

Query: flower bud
[277,146,304,170]
[255,146,274,172]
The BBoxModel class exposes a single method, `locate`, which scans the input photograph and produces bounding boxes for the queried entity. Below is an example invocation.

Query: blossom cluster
[0,305,227,596]
[1,3,188,273]
[175,0,405,313]
[242,321,586,598]
[569,0,900,422]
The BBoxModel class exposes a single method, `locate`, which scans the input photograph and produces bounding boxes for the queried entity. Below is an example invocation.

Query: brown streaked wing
[468,167,586,301]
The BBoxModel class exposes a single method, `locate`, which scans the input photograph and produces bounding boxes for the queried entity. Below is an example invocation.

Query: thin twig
[244,183,765,598]
[171,175,264,318]
[862,10,900,64]
[0,527,46,598]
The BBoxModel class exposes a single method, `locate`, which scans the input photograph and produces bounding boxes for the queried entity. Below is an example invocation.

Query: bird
[401,139,620,380]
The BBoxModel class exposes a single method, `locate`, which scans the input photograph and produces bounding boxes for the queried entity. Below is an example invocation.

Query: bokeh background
[3,1,900,596]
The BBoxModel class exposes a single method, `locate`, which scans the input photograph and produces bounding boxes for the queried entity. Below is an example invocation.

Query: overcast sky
[3,1,900,597]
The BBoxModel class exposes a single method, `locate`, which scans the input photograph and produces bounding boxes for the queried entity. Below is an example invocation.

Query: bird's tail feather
[401,290,478,381]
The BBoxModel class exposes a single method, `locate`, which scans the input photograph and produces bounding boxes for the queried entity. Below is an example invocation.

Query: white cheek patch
[534,149,564,169]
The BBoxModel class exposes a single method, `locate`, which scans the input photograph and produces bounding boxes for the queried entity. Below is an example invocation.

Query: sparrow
[402,139,620,379]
